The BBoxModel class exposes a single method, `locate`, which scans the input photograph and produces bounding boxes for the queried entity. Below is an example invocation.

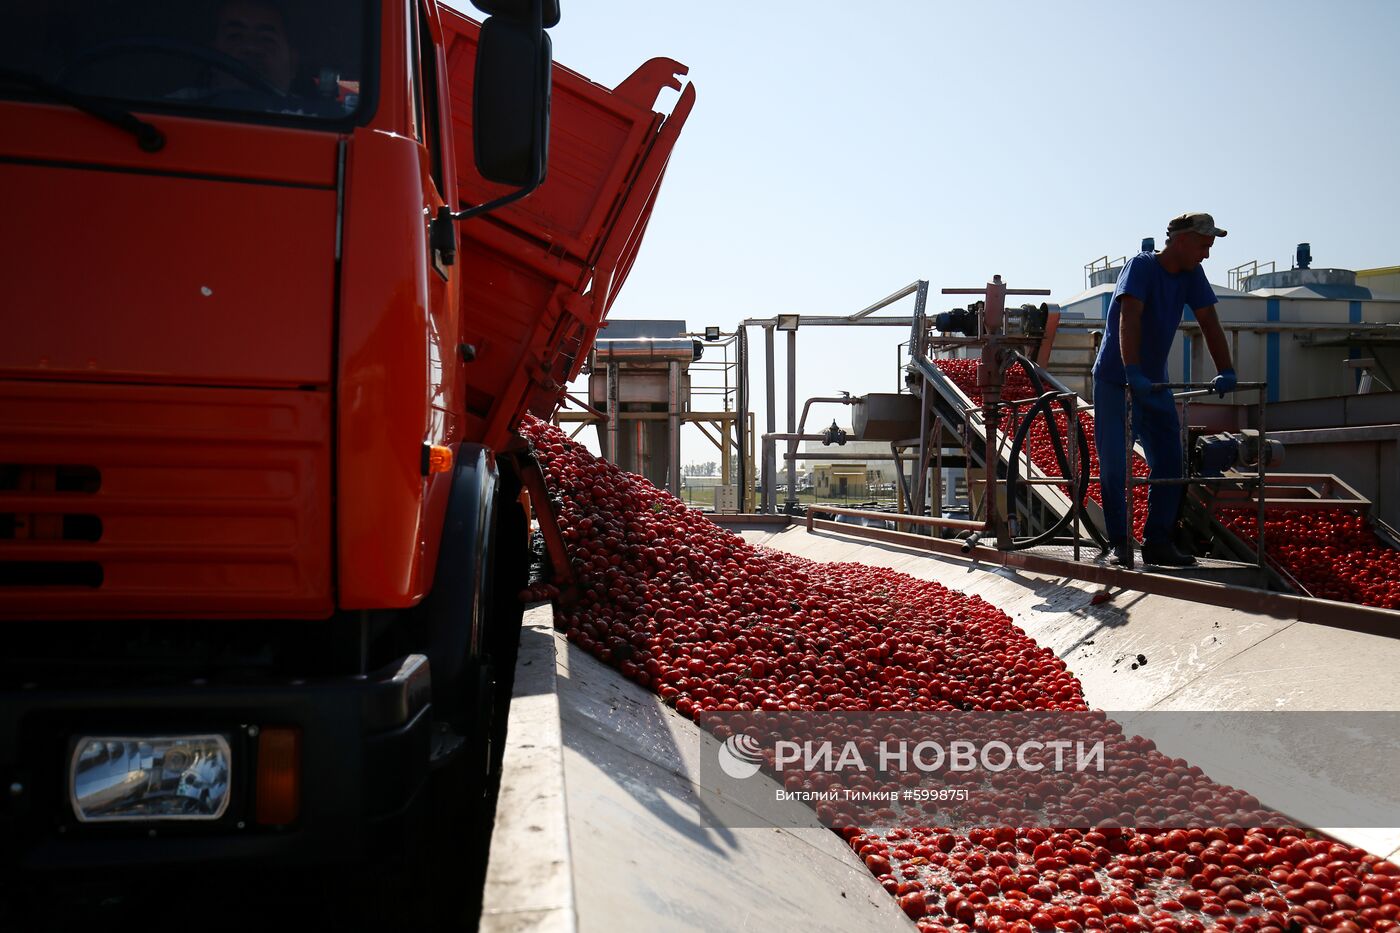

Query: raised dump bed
[443,10,696,449]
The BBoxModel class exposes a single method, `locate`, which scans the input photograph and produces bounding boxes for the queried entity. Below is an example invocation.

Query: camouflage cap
[1167,212,1227,239]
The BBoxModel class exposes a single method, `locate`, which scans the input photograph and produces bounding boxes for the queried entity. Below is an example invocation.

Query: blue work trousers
[1093,380,1183,546]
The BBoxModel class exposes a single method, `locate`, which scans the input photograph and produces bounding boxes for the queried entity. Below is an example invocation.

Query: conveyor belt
[911,354,1112,544]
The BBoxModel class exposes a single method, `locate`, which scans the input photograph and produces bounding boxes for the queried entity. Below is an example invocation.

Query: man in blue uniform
[1093,212,1238,567]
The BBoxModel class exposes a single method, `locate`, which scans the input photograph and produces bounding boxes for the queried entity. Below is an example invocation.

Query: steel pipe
[736,327,749,512]
[668,360,681,495]
[741,316,914,327]
[605,363,620,463]
[764,325,775,513]
[847,281,922,321]
[785,329,797,513]
[805,506,983,531]
[593,338,700,364]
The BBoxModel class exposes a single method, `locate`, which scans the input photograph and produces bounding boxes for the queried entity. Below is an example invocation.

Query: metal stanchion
[1123,386,1136,569]
[1068,394,1080,563]
[1256,389,1267,570]
[1142,380,1270,569]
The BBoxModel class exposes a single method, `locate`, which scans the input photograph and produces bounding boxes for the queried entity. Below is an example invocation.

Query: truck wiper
[0,66,165,152]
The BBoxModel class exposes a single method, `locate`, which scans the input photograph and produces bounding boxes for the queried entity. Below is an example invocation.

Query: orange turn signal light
[427,444,453,474]
[255,726,301,826]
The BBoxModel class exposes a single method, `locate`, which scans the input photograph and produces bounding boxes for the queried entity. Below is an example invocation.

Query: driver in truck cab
[211,0,298,95]
[169,0,302,101]
[171,0,358,112]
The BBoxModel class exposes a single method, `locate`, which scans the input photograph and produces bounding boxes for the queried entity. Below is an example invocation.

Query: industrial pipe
[668,360,681,496]
[806,506,982,532]
[769,395,862,514]
[764,325,776,513]
[796,396,858,440]
[785,330,797,513]
[605,363,620,463]
[735,328,749,512]
[592,338,701,365]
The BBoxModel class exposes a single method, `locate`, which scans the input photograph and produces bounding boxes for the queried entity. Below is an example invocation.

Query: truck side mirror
[474,16,550,186]
[450,0,554,221]
[470,0,560,28]
[455,5,553,220]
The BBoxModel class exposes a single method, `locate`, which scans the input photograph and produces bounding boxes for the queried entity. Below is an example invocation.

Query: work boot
[1141,540,1197,567]
[1105,541,1133,567]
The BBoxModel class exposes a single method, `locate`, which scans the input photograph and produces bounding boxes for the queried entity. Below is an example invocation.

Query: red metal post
[512,452,578,605]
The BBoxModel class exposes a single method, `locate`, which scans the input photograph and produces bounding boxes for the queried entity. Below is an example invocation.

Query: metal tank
[588,321,702,493]
[851,393,922,441]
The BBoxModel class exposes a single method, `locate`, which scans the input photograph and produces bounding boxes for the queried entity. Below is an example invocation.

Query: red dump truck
[0,0,692,886]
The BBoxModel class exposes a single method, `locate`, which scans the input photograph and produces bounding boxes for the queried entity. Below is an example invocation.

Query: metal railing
[1123,380,1268,570]
[1084,255,1126,290]
[1227,259,1275,293]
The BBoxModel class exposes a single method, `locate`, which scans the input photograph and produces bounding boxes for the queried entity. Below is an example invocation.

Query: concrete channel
[480,604,912,933]
[482,521,1400,930]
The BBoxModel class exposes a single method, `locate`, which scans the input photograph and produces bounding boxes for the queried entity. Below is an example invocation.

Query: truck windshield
[0,1,372,128]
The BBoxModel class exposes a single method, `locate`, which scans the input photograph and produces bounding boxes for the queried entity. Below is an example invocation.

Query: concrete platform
[738,523,1400,862]
[481,605,915,933]
[1025,543,1274,590]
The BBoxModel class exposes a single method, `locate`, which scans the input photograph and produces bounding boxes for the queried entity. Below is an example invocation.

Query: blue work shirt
[1092,251,1218,385]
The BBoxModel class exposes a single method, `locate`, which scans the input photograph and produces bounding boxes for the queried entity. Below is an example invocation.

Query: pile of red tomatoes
[519,416,1399,931]
[1219,508,1400,610]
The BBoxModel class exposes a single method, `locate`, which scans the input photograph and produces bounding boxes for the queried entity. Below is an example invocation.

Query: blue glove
[1124,364,1155,397]
[1211,368,1237,398]
[1125,364,1173,415]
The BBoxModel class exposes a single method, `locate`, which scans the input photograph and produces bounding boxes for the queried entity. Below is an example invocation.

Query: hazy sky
[463,1,1400,464]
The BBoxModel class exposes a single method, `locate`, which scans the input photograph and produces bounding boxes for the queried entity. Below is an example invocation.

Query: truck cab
[0,0,550,876]
[0,0,690,905]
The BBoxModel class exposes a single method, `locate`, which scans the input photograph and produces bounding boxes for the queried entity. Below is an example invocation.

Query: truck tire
[419,444,497,737]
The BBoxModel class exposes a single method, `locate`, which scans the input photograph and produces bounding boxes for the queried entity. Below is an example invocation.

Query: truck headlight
[70,735,232,822]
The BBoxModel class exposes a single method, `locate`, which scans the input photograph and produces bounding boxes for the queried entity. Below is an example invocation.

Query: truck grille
[0,381,334,620]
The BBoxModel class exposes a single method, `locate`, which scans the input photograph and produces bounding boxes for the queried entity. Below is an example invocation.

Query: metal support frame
[744,281,929,513]
[605,362,620,463]
[764,325,776,513]
[667,360,682,495]
[512,452,577,603]
[736,327,749,512]
[891,443,907,513]
[785,329,798,513]
[934,442,943,519]
[1068,394,1080,563]
[566,326,747,511]
[1125,381,1268,570]
[935,276,1052,549]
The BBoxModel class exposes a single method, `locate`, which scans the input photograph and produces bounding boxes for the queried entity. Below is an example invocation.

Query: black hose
[1001,356,1109,550]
